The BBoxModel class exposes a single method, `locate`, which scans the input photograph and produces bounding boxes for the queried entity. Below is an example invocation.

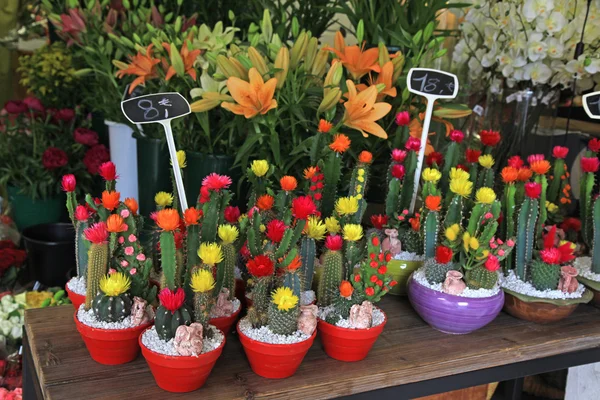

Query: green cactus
[423,210,439,258]
[385,178,402,218]
[401,228,423,254]
[76,222,89,277]
[320,150,343,217]
[283,270,303,298]
[318,249,344,306]
[515,198,538,281]
[547,159,565,204]
[465,266,498,290]
[348,161,370,224]
[247,213,263,257]
[274,220,306,259]
[343,240,362,280]
[502,184,516,273]
[581,170,595,247]
[424,258,457,284]
[92,292,132,323]
[155,304,193,340]
[160,231,177,290]
[193,291,212,332]
[216,242,236,299]
[535,175,548,240]
[300,237,316,291]
[530,260,561,291]
[444,196,463,227]
[398,151,417,212]
[85,243,108,309]
[201,191,220,243]
[268,302,299,335]
[593,198,600,274]
[440,142,459,194]
[247,276,272,328]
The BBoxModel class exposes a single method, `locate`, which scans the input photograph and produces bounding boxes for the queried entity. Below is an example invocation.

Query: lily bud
[248,47,269,76]
[324,60,343,87]
[378,43,390,67]
[229,57,248,80]
[274,46,290,89]
[203,92,233,102]
[216,55,241,79]
[304,37,319,72]
[311,48,328,77]
[433,105,473,119]
[392,52,405,83]
[169,43,185,77]
[290,30,309,69]
[190,99,221,113]
[318,87,342,113]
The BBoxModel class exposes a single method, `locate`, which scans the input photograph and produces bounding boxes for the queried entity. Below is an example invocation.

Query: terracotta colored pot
[65,281,85,310]
[317,310,386,362]
[408,275,504,334]
[209,306,241,335]
[386,260,423,295]
[140,327,226,393]
[74,312,152,365]
[237,319,316,379]
[503,292,579,323]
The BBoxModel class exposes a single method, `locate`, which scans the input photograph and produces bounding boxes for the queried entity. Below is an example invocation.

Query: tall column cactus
[422,195,440,258]
[320,143,344,217]
[515,183,541,281]
[83,223,109,309]
[191,269,216,333]
[502,178,517,273]
[348,151,372,224]
[200,174,233,243]
[300,216,325,291]
[342,224,363,280]
[318,235,344,306]
[592,197,600,273]
[580,156,599,247]
[216,225,239,299]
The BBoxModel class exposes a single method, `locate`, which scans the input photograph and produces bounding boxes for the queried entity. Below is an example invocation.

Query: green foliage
[85,243,108,309]
[318,250,343,307]
[92,292,132,323]
[530,260,561,291]
[465,266,498,290]
[267,302,299,335]
[155,304,193,341]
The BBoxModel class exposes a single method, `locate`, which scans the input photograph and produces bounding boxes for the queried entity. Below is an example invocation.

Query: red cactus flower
[479,130,501,147]
[325,234,343,251]
[291,196,317,220]
[465,148,481,163]
[223,206,240,224]
[391,149,407,163]
[266,219,286,243]
[61,174,76,192]
[540,248,562,265]
[395,111,410,126]
[449,129,464,143]
[484,254,500,272]
[391,164,405,180]
[370,214,388,230]
[589,138,600,153]
[75,205,89,222]
[158,288,186,312]
[202,173,232,191]
[84,222,108,244]
[581,157,600,173]
[560,217,581,232]
[508,155,524,168]
[524,182,542,199]
[552,146,569,159]
[246,255,275,277]
[435,245,453,264]
[426,151,443,166]
[365,287,375,296]
[98,161,117,181]
[405,137,421,152]
[199,185,210,204]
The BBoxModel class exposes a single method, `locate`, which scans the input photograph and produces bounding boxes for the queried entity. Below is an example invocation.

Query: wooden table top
[24,297,600,400]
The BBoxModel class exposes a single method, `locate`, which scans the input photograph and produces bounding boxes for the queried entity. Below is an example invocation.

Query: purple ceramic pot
[407,275,504,334]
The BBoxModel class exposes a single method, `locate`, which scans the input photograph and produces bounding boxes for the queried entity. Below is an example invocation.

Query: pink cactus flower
[109,268,117,274]
[129,268,137,275]
[120,209,130,218]
[125,246,134,256]
[136,253,146,261]
[120,260,128,267]
[118,236,125,244]
[128,234,137,242]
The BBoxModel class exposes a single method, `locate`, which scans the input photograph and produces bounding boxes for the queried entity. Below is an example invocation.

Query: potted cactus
[501,154,592,323]
[318,233,394,361]
[408,159,514,334]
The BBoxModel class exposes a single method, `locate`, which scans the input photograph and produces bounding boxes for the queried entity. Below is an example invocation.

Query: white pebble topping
[318,306,386,329]
[574,257,600,282]
[238,317,311,344]
[141,325,224,357]
[76,304,154,330]
[501,270,586,299]
[300,290,316,306]
[393,251,425,262]
[67,276,86,295]
[413,268,501,298]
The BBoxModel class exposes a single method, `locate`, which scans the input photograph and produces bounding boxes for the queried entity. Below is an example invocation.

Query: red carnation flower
[540,248,562,265]
[370,214,388,230]
[98,161,117,181]
[435,245,453,264]
[560,217,581,232]
[395,111,410,126]
[42,147,68,170]
[325,234,343,251]
[589,138,600,153]
[426,151,443,167]
[75,205,89,222]
[83,145,110,175]
[23,97,45,113]
[507,155,524,168]
[266,220,286,243]
[51,108,75,123]
[247,255,275,277]
[83,222,108,244]
[465,148,481,163]
[479,130,501,147]
[391,149,407,163]
[202,173,232,191]
[61,174,76,192]
[291,196,317,220]
[158,288,186,312]
[74,128,99,146]
[4,101,28,114]
[524,182,542,199]
[405,137,421,152]
[391,164,405,180]
[223,206,240,224]
[552,146,568,159]
[449,129,464,143]
[581,157,600,173]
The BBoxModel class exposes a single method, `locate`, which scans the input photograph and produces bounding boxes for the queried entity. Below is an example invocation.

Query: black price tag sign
[407,68,458,99]
[583,92,600,120]
[121,92,191,125]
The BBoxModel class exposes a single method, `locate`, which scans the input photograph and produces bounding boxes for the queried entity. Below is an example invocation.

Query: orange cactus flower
[425,195,442,211]
[106,214,127,233]
[303,166,318,180]
[358,150,373,164]
[409,215,421,231]
[156,209,180,231]
[183,207,202,226]
[280,176,298,192]
[163,42,201,81]
[101,191,120,211]
[256,194,274,210]
[356,61,397,100]
[115,45,161,94]
[342,80,391,139]
[325,31,380,81]
[339,280,354,298]
[221,68,277,118]
[329,134,351,153]
[318,119,333,133]
[517,167,533,182]
[124,198,138,215]
[501,166,519,183]
[286,255,302,271]
[530,160,551,175]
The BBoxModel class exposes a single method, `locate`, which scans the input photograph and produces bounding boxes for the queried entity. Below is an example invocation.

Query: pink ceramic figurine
[382,229,402,256]
[348,301,373,329]
[173,323,204,356]
[442,270,466,295]
[211,288,234,318]
[131,297,150,326]
[297,304,318,335]
[558,266,579,293]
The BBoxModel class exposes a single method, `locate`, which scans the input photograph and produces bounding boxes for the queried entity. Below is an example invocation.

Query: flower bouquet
[500,153,592,323]
[0,241,25,291]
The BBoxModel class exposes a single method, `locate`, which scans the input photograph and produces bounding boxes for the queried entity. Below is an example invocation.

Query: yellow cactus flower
[343,224,363,241]
[449,167,469,181]
[271,287,298,311]
[478,155,495,169]
[560,240,576,250]
[445,224,460,241]
[335,196,359,216]
[154,191,174,207]
[475,187,496,204]
[449,179,473,198]
[218,225,239,245]
[99,273,131,296]
[169,150,186,169]
[197,242,224,265]
[190,269,216,293]
[306,216,327,240]
[462,232,480,252]
[250,160,269,177]
[546,201,558,213]
[325,217,341,234]
[422,168,442,182]
[477,249,490,260]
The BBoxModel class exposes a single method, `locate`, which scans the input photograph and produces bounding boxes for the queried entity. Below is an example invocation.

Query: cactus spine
[320,150,342,217]
[515,197,538,281]
[268,302,299,335]
[248,276,272,328]
[503,184,516,273]
[581,168,595,247]
[92,293,132,323]
[440,142,458,194]
[85,243,108,309]
[300,237,316,291]
[283,270,303,298]
[592,198,600,273]
[424,258,456,284]
[465,266,498,290]
[423,210,439,258]
[318,249,343,306]
[217,242,236,299]
[76,222,89,277]
[530,260,561,290]
[535,175,548,240]
[155,305,192,340]
[193,291,212,331]
[160,231,177,290]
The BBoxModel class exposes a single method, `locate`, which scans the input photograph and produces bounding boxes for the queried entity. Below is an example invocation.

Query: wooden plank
[24,298,600,400]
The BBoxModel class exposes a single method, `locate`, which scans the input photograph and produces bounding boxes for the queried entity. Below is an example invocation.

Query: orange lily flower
[162,42,201,81]
[115,45,160,94]
[325,31,380,81]
[356,61,397,100]
[221,68,277,118]
[341,80,391,139]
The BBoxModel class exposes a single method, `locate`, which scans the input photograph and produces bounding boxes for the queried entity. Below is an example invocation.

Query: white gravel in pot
[393,252,425,262]
[300,290,316,306]
[238,317,311,345]
[318,306,385,329]
[141,325,224,356]
[413,268,501,298]
[574,257,600,282]
[210,298,241,318]
[501,270,585,299]
[77,304,154,330]
[67,276,86,295]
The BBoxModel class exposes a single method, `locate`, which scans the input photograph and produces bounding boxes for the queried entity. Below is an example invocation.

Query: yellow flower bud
[274,46,289,90]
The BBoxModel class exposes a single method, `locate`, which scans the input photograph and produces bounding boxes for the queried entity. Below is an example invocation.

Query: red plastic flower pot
[237,319,317,379]
[74,311,152,365]
[66,284,85,310]
[317,310,387,362]
[139,327,226,393]
[209,306,241,335]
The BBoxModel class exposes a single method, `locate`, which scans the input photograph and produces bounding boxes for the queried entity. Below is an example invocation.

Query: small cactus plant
[267,287,300,335]
[318,235,345,307]
[191,268,216,332]
[83,223,109,309]
[92,273,133,323]
[424,246,456,285]
[155,288,193,340]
